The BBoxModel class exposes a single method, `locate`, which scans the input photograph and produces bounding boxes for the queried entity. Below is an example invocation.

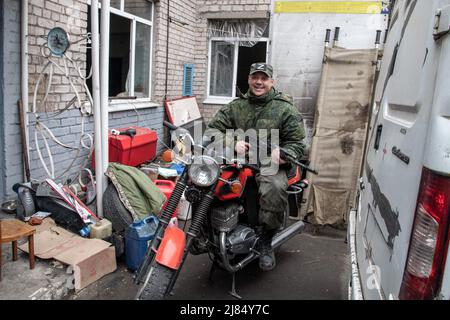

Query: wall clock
[47,27,70,56]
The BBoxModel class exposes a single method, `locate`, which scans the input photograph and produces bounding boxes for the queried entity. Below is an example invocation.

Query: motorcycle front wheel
[135,262,175,300]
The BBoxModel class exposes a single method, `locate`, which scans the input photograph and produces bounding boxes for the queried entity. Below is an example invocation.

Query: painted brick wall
[0,2,5,201]
[1,0,23,201]
[25,1,166,185]
[27,106,166,184]
[27,0,88,113]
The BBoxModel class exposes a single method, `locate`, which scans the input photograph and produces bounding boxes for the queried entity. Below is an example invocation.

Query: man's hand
[235,141,251,154]
[271,148,287,165]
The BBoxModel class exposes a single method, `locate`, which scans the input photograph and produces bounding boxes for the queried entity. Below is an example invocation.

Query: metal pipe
[348,210,363,300]
[164,0,170,101]
[100,0,111,217]
[21,0,30,182]
[324,29,331,48]
[219,232,256,273]
[333,27,340,47]
[91,0,103,217]
[383,28,388,44]
[375,30,382,49]
[271,220,305,249]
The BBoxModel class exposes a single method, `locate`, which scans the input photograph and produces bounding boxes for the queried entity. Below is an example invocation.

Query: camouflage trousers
[255,169,288,230]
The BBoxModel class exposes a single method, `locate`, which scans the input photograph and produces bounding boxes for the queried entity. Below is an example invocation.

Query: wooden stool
[0,219,36,281]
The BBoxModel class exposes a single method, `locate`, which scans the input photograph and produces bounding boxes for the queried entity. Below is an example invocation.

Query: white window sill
[108,99,160,112]
[203,97,236,105]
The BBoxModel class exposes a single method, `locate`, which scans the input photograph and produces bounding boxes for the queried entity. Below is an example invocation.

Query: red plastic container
[154,179,177,218]
[92,126,158,168]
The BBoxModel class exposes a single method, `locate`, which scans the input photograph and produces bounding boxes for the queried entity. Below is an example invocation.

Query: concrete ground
[70,223,350,300]
[0,213,75,300]
[1,212,349,300]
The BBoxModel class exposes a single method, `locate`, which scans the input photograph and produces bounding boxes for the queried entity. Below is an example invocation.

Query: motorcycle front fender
[155,225,186,270]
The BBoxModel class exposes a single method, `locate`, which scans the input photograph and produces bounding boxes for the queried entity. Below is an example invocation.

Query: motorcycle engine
[227,224,257,255]
[210,203,241,232]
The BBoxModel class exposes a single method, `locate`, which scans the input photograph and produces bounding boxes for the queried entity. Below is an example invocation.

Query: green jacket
[105,162,166,221]
[206,88,305,161]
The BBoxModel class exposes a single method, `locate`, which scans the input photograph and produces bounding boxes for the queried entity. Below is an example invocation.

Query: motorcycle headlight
[188,156,220,187]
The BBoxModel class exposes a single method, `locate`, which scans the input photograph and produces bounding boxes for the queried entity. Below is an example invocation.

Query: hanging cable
[31,32,94,184]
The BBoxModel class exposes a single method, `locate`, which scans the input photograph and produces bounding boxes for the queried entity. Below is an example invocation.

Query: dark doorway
[236,42,267,96]
[109,14,130,96]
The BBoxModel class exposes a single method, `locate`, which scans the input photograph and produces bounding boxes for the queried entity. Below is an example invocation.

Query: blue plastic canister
[125,215,159,271]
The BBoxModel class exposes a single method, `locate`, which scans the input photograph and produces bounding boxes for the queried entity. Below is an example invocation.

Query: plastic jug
[125,215,159,271]
[89,218,112,239]
[154,179,177,217]
[177,192,191,220]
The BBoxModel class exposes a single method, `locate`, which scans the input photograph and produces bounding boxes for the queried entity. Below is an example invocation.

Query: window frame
[88,0,154,103]
[205,37,269,105]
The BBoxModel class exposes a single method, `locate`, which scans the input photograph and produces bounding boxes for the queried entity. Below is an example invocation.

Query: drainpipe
[164,0,170,102]
[91,0,103,218]
[21,0,30,182]
[99,0,110,218]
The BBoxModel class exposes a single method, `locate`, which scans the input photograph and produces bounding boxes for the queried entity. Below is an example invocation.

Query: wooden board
[53,238,111,266]
[74,246,117,290]
[18,218,117,290]
[165,96,202,127]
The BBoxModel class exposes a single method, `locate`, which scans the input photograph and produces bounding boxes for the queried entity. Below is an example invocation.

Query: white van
[348,0,450,300]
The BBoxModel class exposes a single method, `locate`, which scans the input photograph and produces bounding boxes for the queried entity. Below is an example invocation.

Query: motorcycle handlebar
[279,149,319,175]
[162,120,318,174]
[242,163,260,172]
[163,120,178,131]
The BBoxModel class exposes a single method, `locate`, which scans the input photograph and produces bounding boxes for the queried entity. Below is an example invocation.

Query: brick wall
[194,0,271,123]
[152,0,271,123]
[27,106,166,184]
[27,0,88,113]
[152,0,197,103]
[1,0,272,198]
[1,0,23,201]
[25,1,166,185]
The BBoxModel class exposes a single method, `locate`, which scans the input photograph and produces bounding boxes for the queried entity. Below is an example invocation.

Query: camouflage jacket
[206,88,305,160]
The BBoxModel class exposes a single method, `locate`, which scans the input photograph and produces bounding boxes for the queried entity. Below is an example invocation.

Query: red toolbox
[92,126,158,168]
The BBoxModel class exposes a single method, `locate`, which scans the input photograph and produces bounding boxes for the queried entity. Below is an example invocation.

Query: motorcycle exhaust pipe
[272,221,305,249]
[218,221,304,273]
[219,232,256,273]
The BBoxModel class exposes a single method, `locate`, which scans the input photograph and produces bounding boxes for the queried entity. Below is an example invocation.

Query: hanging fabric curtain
[207,19,269,47]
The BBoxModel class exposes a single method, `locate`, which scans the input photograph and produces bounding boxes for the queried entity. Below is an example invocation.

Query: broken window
[207,19,269,100]
[87,0,153,99]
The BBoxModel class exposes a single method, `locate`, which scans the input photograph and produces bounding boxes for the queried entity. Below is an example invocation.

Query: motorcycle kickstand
[228,272,242,300]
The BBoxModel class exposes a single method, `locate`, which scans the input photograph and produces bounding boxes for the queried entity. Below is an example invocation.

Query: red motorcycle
[134,121,317,299]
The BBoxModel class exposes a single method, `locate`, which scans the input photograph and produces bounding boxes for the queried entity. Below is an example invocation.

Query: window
[206,19,269,103]
[87,0,153,99]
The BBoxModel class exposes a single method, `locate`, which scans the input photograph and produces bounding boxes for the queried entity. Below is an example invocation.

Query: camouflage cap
[249,62,273,78]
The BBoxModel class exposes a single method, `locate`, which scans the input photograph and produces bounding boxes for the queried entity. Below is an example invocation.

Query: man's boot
[259,230,276,271]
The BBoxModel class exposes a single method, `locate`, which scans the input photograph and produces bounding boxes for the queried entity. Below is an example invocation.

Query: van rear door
[355,0,450,299]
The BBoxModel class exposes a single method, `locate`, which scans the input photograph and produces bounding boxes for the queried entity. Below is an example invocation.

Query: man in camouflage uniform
[206,62,305,271]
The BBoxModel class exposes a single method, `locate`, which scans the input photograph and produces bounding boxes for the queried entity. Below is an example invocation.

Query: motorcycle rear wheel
[135,262,175,300]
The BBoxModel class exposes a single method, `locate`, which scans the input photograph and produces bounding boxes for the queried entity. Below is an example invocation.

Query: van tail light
[399,168,450,300]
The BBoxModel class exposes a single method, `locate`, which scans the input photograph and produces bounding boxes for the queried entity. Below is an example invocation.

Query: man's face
[248,72,274,96]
